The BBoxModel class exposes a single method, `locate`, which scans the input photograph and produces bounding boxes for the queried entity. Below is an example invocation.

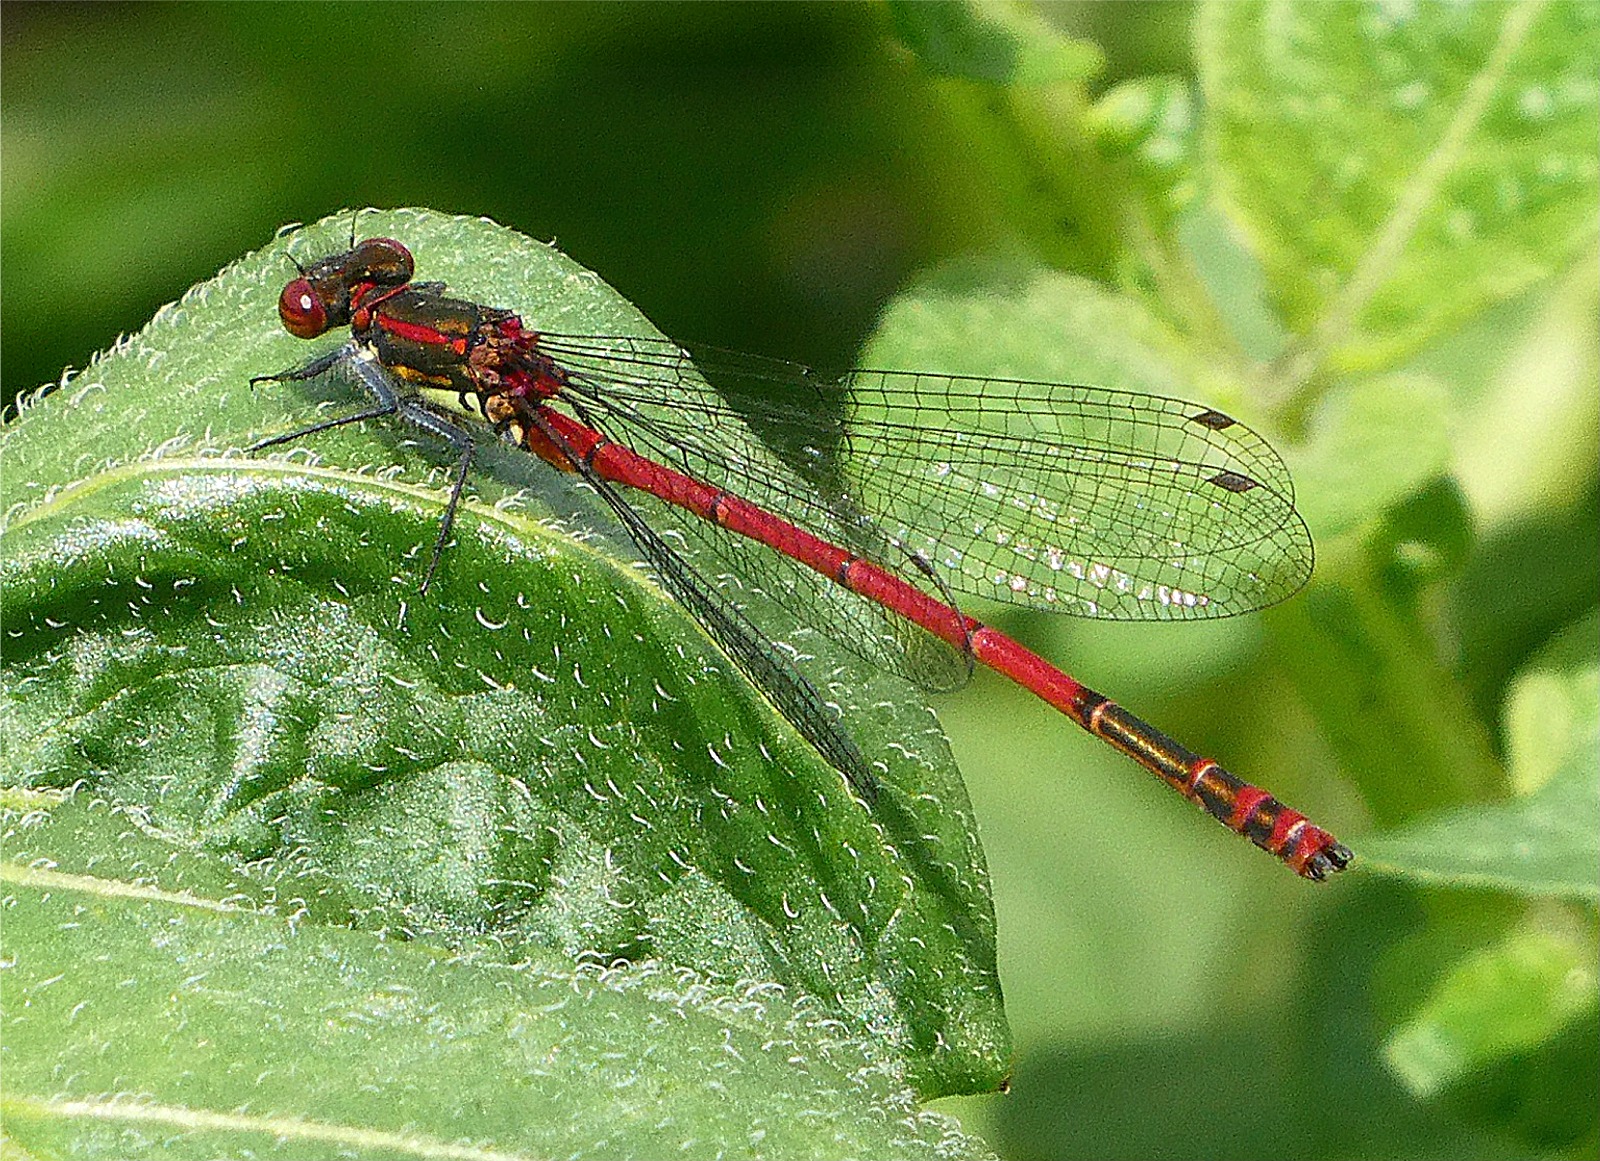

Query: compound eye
[278,278,328,338]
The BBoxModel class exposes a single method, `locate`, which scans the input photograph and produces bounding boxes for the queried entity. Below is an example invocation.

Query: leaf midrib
[1270,0,1551,394]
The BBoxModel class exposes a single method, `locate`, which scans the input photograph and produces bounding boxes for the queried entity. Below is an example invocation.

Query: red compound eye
[278,278,328,338]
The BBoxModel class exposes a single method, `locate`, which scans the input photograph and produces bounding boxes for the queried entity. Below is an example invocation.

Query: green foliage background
[4,3,1596,1159]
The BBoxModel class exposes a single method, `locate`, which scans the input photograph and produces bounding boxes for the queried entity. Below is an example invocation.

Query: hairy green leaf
[0,800,994,1160]
[0,209,1010,1120]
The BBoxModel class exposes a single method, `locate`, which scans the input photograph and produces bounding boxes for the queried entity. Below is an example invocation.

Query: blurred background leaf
[5,2,1597,1158]
[1200,0,1600,379]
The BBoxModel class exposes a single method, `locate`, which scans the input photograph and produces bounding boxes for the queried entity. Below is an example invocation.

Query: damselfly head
[277,276,331,339]
[275,237,416,340]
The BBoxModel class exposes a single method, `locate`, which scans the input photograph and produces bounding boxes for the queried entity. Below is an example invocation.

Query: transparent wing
[537,333,1313,624]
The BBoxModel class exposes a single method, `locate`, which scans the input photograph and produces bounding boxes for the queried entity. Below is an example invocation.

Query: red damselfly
[249,236,1351,880]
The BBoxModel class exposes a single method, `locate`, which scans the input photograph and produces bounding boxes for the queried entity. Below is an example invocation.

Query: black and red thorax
[363,294,571,413]
[276,236,569,414]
